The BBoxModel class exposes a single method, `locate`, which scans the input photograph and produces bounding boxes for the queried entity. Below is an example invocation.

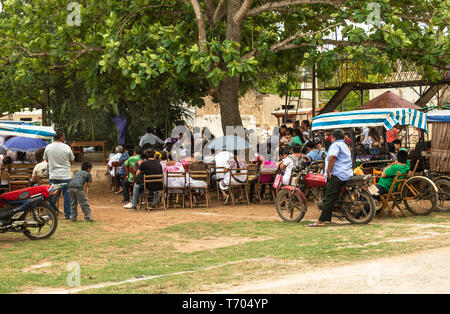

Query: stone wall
[194,90,290,136]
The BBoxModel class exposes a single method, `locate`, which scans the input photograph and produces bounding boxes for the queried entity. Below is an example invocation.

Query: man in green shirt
[375,149,410,195]
[122,147,141,204]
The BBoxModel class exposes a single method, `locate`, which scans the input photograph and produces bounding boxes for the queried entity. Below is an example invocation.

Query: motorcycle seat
[344,175,371,186]
[0,185,51,201]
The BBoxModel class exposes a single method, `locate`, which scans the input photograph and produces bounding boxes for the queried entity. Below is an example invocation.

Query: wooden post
[283,91,288,124]
[437,84,441,110]
[312,64,316,118]
[361,89,365,107]
[351,128,356,168]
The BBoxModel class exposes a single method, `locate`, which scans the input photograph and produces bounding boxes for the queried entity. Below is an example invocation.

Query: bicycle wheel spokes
[402,177,437,215]
[434,178,450,212]
[24,207,55,238]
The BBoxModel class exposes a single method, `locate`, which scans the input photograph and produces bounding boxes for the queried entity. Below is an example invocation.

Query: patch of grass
[0,213,449,293]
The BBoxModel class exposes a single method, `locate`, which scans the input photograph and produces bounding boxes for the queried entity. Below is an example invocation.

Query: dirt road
[209,247,450,294]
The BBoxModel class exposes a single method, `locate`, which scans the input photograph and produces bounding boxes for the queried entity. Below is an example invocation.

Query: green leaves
[0,0,448,135]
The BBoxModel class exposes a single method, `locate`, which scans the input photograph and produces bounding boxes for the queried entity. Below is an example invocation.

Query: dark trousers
[319,176,345,222]
[49,179,72,219]
[249,177,265,202]
[122,180,133,202]
[114,174,123,189]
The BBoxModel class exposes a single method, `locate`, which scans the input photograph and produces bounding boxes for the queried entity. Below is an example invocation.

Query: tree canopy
[0,0,448,136]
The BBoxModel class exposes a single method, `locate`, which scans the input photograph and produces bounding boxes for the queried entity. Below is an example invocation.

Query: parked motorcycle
[275,162,376,224]
[0,184,65,240]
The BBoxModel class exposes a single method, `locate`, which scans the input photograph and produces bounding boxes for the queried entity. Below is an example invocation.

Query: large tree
[0,0,200,140]
[0,0,448,134]
[104,0,449,132]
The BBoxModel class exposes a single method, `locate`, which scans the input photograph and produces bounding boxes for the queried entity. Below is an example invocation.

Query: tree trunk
[42,87,50,126]
[218,0,244,134]
[218,75,243,134]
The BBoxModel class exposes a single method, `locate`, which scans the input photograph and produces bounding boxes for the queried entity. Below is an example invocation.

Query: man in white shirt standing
[43,130,75,219]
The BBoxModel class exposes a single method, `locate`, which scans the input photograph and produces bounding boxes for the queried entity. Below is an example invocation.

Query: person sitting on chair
[372,149,410,197]
[305,141,323,161]
[220,151,248,205]
[388,139,410,168]
[31,147,49,186]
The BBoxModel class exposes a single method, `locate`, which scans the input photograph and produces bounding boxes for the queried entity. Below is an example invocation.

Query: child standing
[69,161,94,222]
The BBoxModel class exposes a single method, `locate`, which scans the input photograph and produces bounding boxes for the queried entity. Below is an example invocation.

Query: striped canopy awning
[0,123,55,139]
[312,108,428,133]
[426,110,450,123]
[0,120,34,125]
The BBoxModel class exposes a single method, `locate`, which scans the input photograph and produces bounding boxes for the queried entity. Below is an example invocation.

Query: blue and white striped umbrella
[312,108,428,133]
[0,123,55,139]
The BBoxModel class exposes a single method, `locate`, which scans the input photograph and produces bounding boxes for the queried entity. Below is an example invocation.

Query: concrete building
[193,83,318,137]
[0,109,42,125]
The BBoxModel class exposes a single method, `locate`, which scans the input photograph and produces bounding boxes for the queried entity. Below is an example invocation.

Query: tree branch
[246,0,346,18]
[234,0,255,25]
[243,38,393,60]
[190,0,207,51]
[205,0,216,24]
[274,39,389,52]
[271,22,344,52]
[50,44,103,69]
[213,0,228,25]
[5,40,103,68]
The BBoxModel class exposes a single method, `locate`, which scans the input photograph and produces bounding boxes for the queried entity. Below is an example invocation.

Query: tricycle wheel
[402,176,437,216]
[433,177,450,212]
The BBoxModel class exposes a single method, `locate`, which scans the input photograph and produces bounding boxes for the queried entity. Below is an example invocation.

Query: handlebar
[293,160,325,181]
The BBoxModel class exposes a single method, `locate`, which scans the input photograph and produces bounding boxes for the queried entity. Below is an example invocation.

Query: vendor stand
[312,108,438,216]
[312,108,428,168]
[425,110,450,212]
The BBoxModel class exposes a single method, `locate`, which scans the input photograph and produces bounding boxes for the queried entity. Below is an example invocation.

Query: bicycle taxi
[421,110,450,212]
[312,108,439,217]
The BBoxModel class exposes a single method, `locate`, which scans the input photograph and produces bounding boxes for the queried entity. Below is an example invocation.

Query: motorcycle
[0,184,65,240]
[275,161,377,224]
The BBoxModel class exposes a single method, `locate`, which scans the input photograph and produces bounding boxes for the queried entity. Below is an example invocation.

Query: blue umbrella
[206,136,250,151]
[2,136,48,153]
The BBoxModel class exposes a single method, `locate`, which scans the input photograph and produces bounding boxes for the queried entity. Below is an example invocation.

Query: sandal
[308,222,326,228]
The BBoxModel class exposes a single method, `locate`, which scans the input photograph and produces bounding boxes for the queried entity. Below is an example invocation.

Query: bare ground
[206,246,450,294]
[86,183,321,233]
[45,183,450,294]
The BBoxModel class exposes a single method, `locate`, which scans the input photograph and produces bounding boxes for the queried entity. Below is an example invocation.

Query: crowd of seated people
[0,147,49,190]
[110,122,332,208]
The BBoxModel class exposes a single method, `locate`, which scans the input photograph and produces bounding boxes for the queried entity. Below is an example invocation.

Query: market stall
[312,108,428,167]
